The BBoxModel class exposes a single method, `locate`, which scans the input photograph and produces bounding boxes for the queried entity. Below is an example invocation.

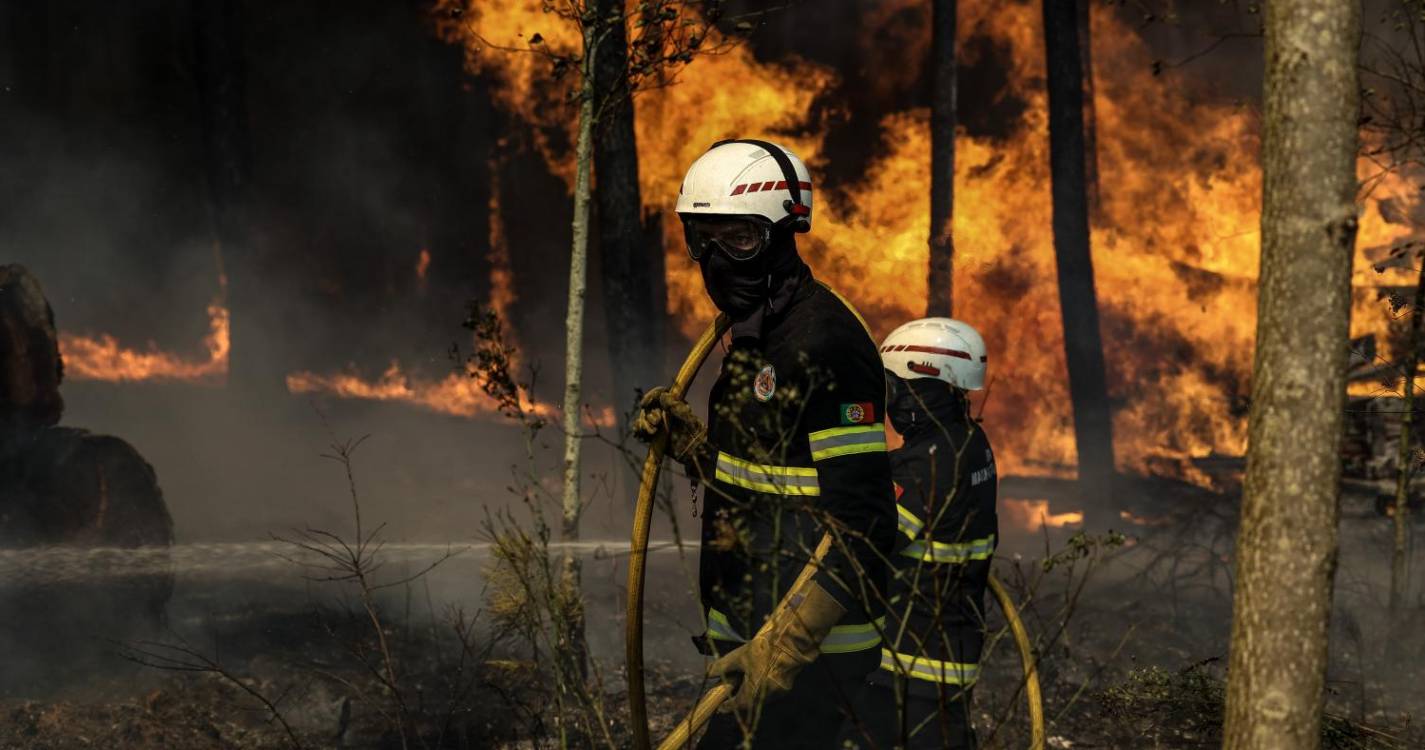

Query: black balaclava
[886,372,969,438]
[698,228,809,346]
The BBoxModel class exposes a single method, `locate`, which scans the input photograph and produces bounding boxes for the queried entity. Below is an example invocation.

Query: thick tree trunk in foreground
[191,0,260,393]
[1222,1,1359,746]
[926,0,957,318]
[1042,0,1115,507]
[593,0,658,415]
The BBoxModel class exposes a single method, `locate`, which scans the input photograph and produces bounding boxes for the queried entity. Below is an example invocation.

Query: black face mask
[699,249,770,317]
[697,230,807,344]
[887,374,966,435]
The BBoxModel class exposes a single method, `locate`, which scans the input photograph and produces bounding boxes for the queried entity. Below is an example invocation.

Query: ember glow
[59,298,230,384]
[441,1,1414,480]
[1003,499,1084,531]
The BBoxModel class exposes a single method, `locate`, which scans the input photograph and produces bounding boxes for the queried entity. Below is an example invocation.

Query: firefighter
[633,140,895,748]
[842,317,997,750]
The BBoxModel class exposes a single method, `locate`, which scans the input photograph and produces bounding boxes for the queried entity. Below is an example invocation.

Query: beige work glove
[706,581,847,713]
[632,386,711,473]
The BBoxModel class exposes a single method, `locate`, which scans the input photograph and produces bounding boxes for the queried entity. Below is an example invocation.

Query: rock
[0,265,175,694]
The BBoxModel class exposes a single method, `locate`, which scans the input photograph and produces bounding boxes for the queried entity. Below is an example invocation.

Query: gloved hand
[632,386,711,472]
[707,580,847,713]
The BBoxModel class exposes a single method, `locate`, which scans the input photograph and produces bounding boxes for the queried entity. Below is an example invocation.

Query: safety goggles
[683,216,772,262]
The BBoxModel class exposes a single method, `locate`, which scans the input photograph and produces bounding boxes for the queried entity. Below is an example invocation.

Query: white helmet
[675,139,813,233]
[880,318,988,391]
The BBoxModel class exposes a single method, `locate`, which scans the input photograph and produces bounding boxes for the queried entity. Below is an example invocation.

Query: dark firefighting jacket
[871,390,997,693]
[697,277,896,657]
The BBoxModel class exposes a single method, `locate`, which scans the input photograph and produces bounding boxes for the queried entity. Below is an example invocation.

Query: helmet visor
[683,216,771,262]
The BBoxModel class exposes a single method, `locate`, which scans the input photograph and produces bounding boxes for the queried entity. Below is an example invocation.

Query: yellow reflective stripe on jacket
[808,423,887,461]
[901,533,997,564]
[879,648,980,685]
[896,504,924,539]
[706,608,744,641]
[714,452,820,496]
[706,608,886,653]
[819,617,887,653]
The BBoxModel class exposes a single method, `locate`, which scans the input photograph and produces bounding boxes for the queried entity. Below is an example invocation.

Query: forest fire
[1003,499,1084,531]
[48,3,1421,473]
[286,363,513,419]
[58,297,230,384]
[440,0,1419,484]
[284,361,614,426]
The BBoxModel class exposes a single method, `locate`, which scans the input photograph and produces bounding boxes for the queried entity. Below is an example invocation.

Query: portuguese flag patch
[840,402,875,425]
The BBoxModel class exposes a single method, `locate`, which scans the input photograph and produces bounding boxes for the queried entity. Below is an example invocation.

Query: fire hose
[626,315,1045,750]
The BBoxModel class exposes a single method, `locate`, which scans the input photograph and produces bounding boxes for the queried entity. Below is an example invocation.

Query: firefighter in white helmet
[841,317,997,749]
[634,140,896,748]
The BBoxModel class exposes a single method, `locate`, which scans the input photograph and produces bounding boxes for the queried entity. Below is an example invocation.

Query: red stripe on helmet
[746,183,763,193]
[761,181,776,191]
[730,184,748,196]
[899,344,971,360]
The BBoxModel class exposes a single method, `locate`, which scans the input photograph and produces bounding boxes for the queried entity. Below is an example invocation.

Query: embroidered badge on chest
[753,364,777,402]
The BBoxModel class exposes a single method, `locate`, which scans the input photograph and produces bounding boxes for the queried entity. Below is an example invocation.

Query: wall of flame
[58,1,1422,485]
[438,0,1418,480]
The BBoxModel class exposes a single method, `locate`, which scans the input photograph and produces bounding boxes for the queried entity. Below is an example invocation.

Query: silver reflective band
[879,648,980,685]
[896,504,924,538]
[706,608,886,654]
[706,608,745,641]
[714,452,821,496]
[901,533,997,564]
[807,424,887,461]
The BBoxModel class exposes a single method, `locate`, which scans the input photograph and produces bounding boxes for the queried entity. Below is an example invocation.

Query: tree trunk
[559,23,598,681]
[1222,0,1359,746]
[1077,0,1101,222]
[1042,0,1115,509]
[1390,261,1424,612]
[926,0,957,318]
[191,0,261,394]
[593,0,658,415]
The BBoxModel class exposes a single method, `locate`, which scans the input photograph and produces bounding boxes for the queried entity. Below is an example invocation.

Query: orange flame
[284,361,612,426]
[1003,499,1084,531]
[440,1,1415,478]
[59,298,230,384]
[416,248,432,286]
[287,362,511,418]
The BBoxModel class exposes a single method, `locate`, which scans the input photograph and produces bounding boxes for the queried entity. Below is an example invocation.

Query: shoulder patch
[840,402,874,425]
